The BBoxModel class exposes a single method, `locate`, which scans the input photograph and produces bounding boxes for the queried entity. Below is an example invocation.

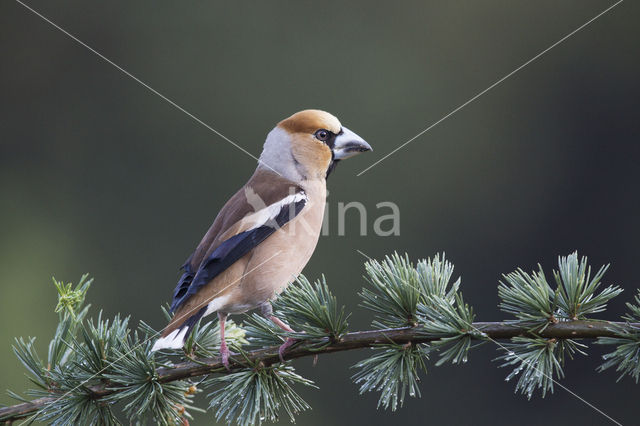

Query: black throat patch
[325,129,343,179]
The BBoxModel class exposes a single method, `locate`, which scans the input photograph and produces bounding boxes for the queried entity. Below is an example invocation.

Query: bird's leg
[260,302,297,362]
[271,316,297,361]
[218,312,231,370]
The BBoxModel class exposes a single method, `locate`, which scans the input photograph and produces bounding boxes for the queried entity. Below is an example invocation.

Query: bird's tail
[151,306,207,352]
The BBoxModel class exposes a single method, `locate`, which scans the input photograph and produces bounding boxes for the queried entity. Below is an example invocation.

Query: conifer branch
[2,252,640,425]
[0,320,636,422]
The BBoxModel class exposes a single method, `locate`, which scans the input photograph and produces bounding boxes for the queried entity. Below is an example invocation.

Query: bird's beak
[332,126,372,160]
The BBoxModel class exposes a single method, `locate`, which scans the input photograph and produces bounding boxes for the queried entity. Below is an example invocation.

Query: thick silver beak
[332,126,372,160]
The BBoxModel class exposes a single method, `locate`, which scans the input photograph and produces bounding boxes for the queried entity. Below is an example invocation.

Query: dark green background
[2,1,639,424]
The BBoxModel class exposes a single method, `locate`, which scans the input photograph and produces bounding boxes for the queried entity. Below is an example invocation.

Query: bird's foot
[220,342,232,370]
[278,337,297,362]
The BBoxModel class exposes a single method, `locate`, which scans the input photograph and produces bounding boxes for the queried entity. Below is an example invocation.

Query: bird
[151,109,372,368]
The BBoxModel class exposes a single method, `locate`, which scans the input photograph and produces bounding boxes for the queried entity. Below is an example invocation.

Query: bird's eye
[314,129,330,142]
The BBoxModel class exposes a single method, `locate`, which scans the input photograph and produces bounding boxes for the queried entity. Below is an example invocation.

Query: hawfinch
[152,110,372,366]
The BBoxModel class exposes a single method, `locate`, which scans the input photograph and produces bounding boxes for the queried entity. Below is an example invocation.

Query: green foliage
[359,252,460,329]
[244,275,350,350]
[498,265,556,327]
[10,316,126,425]
[243,314,287,348]
[12,336,49,391]
[496,337,586,399]
[7,277,234,425]
[6,275,323,426]
[352,343,428,411]
[273,275,350,344]
[52,273,92,319]
[553,253,622,320]
[597,290,640,382]
[416,252,461,302]
[360,253,424,328]
[355,252,475,408]
[419,293,484,366]
[205,362,316,426]
[104,334,200,425]
[499,252,622,327]
[497,252,621,398]
[9,274,99,424]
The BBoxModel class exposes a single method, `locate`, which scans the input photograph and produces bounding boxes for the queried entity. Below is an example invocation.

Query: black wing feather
[171,254,195,308]
[169,197,306,312]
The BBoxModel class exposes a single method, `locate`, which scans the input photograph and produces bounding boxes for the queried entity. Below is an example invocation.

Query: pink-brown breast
[222,179,327,313]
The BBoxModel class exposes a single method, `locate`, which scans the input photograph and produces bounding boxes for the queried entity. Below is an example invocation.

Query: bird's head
[259,109,372,181]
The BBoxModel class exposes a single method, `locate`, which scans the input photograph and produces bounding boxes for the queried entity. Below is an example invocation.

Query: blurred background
[1,0,639,424]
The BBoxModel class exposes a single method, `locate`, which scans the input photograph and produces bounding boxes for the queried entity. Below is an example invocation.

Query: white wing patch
[243,187,307,231]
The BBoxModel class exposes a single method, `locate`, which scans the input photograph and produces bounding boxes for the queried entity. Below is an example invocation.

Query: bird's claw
[278,337,297,362]
[220,343,232,371]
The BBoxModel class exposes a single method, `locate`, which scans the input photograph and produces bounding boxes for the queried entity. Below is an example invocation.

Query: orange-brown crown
[278,110,341,135]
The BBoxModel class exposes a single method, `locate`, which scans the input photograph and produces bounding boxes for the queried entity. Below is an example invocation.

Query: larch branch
[0,320,635,423]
